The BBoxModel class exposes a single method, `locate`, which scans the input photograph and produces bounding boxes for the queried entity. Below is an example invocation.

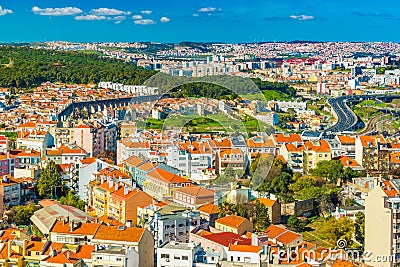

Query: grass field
[301,217,335,247]
[240,90,293,102]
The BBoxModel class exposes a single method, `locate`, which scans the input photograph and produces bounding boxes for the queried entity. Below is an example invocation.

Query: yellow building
[215,215,253,235]
[145,168,191,200]
[303,140,331,172]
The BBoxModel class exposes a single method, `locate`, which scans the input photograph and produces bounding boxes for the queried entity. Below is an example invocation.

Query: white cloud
[134,19,155,25]
[192,13,199,17]
[91,8,131,16]
[114,20,122,25]
[0,6,13,16]
[32,6,83,16]
[198,7,218,12]
[75,15,106,21]
[141,10,152,15]
[160,16,170,23]
[289,14,314,20]
[111,16,126,21]
[132,14,142,20]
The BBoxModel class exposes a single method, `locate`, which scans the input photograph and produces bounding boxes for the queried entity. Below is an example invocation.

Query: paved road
[325,96,359,133]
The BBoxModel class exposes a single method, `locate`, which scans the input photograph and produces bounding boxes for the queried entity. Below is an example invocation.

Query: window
[174,255,180,260]
[182,256,189,261]
[161,254,170,259]
[237,257,241,261]
[231,256,234,261]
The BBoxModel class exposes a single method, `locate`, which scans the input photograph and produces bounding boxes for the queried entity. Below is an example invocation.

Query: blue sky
[0,0,400,43]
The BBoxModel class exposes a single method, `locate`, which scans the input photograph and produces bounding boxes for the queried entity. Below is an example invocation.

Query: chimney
[124,186,129,196]
[7,240,11,258]
[115,182,119,191]
[108,179,113,189]
[251,233,259,246]
[126,220,132,227]
[67,250,71,259]
[70,221,75,232]
[23,239,27,256]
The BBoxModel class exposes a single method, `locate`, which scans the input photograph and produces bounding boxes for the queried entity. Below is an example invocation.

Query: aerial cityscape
[0,1,398,267]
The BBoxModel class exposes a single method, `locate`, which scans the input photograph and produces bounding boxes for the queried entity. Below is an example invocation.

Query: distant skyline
[1,0,400,43]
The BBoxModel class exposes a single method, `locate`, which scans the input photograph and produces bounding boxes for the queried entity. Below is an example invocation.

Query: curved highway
[325,96,359,133]
[325,94,400,133]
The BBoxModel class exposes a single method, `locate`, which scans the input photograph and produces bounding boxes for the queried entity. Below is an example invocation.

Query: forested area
[0,46,156,88]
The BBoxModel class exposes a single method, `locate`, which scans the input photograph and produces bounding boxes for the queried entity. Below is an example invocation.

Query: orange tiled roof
[80,157,97,165]
[50,220,100,235]
[304,140,331,153]
[197,203,219,214]
[216,215,248,229]
[229,244,261,253]
[92,226,145,243]
[265,224,301,245]
[334,156,361,168]
[274,133,302,143]
[383,180,399,197]
[359,135,388,147]
[175,185,214,198]
[148,168,189,184]
[46,250,81,264]
[337,135,356,145]
[256,198,276,207]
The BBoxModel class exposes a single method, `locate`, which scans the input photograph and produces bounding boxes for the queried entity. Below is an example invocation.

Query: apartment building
[149,210,201,246]
[355,135,390,175]
[279,144,305,174]
[365,180,400,267]
[173,185,215,209]
[246,136,276,160]
[123,155,157,188]
[167,141,213,177]
[108,186,153,225]
[78,157,111,201]
[0,176,21,214]
[117,138,150,164]
[303,140,331,172]
[144,167,191,200]
[16,130,54,157]
[73,122,104,157]
[215,148,246,175]
[91,225,155,267]
[45,144,88,164]
[335,135,356,158]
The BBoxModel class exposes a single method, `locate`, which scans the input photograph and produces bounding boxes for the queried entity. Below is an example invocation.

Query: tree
[59,191,86,211]
[311,160,344,184]
[318,193,335,217]
[287,215,307,232]
[322,217,354,246]
[37,161,62,198]
[253,200,270,232]
[289,176,325,200]
[354,212,365,245]
[218,201,234,219]
[8,203,39,225]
